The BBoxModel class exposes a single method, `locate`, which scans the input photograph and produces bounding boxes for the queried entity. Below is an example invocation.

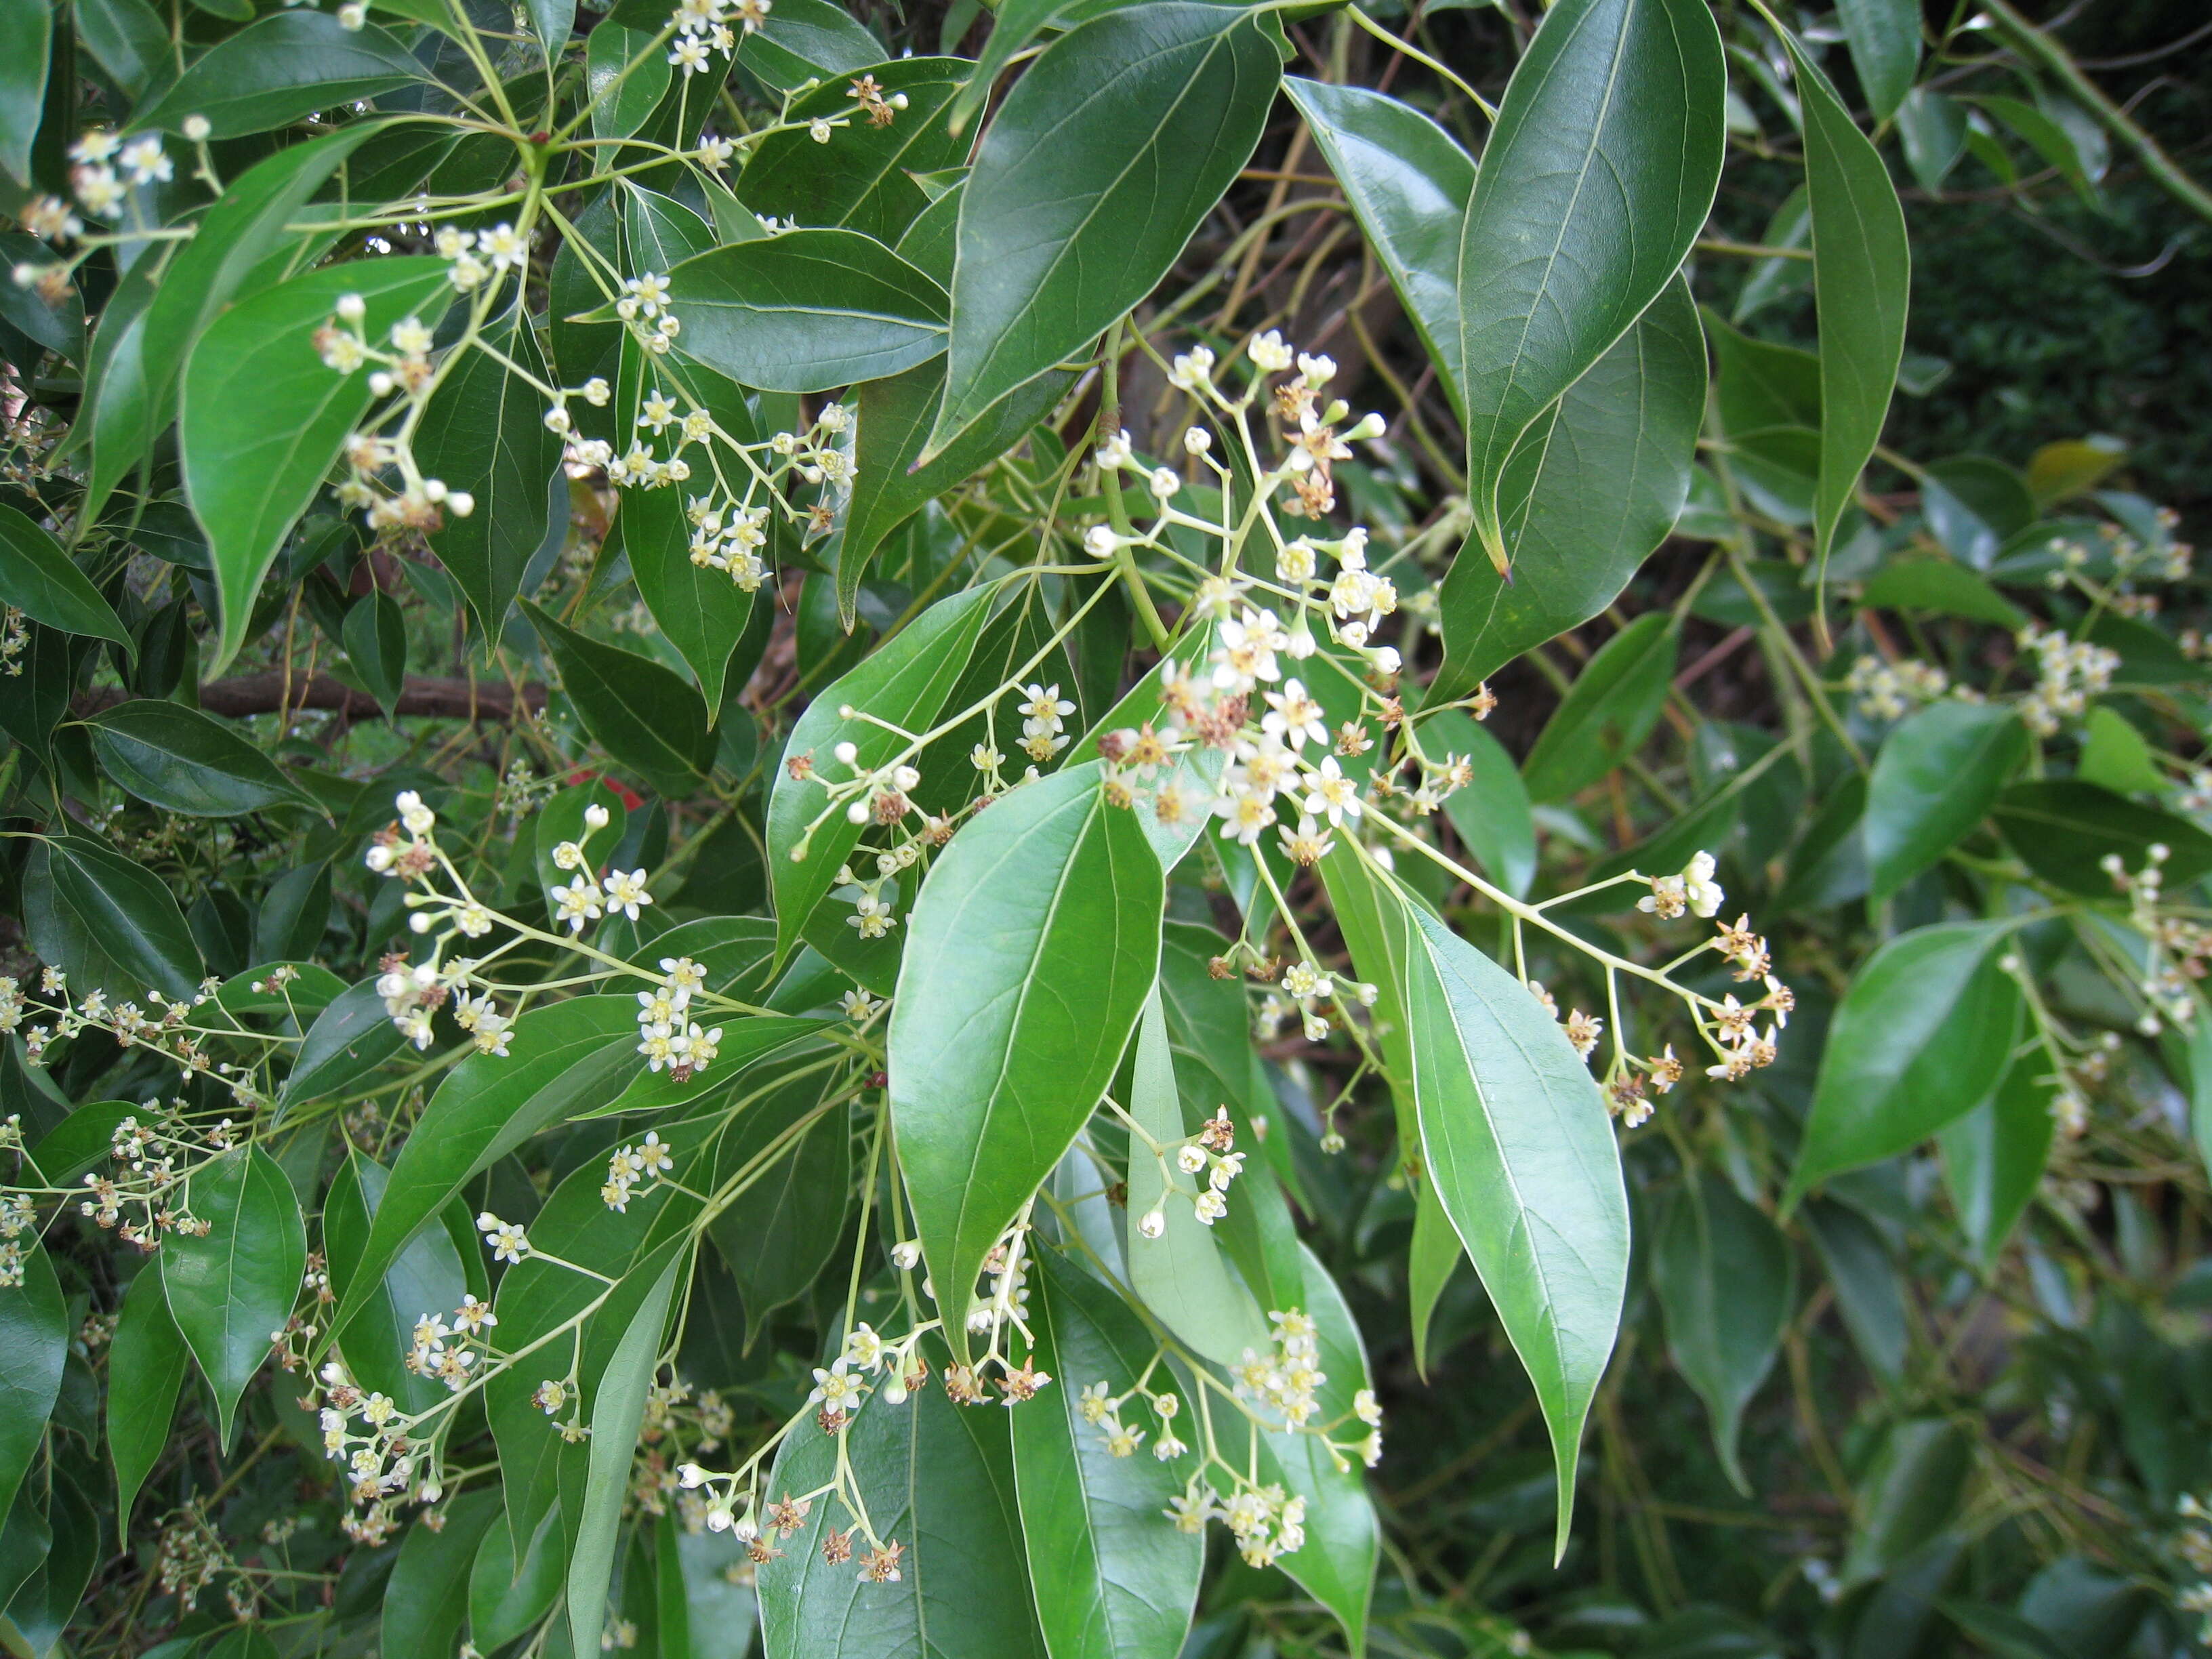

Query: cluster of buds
[1231,1308,1333,1433]
[70,1107,224,1250]
[311,1358,433,1544]
[1637,851,1725,921]
[154,1503,230,1606]
[3,968,244,1087]
[2015,623,2120,737]
[1255,960,1377,1045]
[432,220,533,294]
[319,305,479,531]
[1844,653,1949,722]
[2102,844,2205,1033]
[2,607,26,674]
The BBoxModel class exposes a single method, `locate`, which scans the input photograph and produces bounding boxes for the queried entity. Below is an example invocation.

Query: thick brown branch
[71,674,546,723]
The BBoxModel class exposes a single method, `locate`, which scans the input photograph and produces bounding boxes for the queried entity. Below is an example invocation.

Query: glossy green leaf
[739,58,970,243]
[85,699,314,816]
[586,23,668,140]
[133,12,428,138]
[325,1151,470,1412]
[1836,0,1921,122]
[1864,700,2025,901]
[1425,708,1536,898]
[1780,28,1911,567]
[1786,922,2021,1207]
[384,1489,503,1659]
[1454,0,1723,575]
[889,760,1163,1363]
[568,1250,684,1659]
[0,1,50,182]
[945,0,1109,137]
[1938,1054,2056,1271]
[703,1061,851,1322]
[1801,1199,1907,1385]
[281,977,408,1111]
[343,590,407,714]
[766,582,998,960]
[1520,613,1678,803]
[663,229,948,394]
[521,600,714,797]
[100,123,389,523]
[1923,455,2035,569]
[182,256,453,674]
[1990,779,2212,895]
[927,1,1281,451]
[0,504,131,651]
[1840,1418,1971,1588]
[2076,706,2166,796]
[27,836,203,1004]
[470,1504,565,1651]
[108,1265,188,1537]
[161,1146,308,1442]
[1650,1172,1794,1494]
[737,0,885,94]
[415,302,564,637]
[1124,987,1269,1366]
[1858,558,2027,628]
[24,1103,138,1192]
[0,230,85,361]
[1012,1252,1204,1659]
[1397,878,1628,1555]
[1896,85,1967,192]
[840,360,1071,628]
[756,1348,1048,1659]
[0,1237,65,1521]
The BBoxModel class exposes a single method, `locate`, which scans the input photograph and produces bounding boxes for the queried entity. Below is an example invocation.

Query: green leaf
[24,1102,137,1191]
[4,1464,96,1658]
[2076,706,2167,796]
[1124,987,1270,1366]
[840,360,1072,628]
[182,255,453,674]
[1786,922,2021,1207]
[0,1237,65,1521]
[703,1059,851,1323]
[28,836,203,1004]
[384,1489,504,1659]
[1990,779,2212,895]
[1858,557,2027,628]
[1453,0,1723,576]
[344,590,408,715]
[415,302,564,638]
[739,58,972,243]
[766,582,998,961]
[737,0,886,94]
[108,1265,188,1537]
[757,1346,1048,1659]
[1779,27,1911,569]
[85,699,315,816]
[1011,1252,1205,1659]
[132,12,428,139]
[1801,1198,1907,1385]
[889,760,1163,1364]
[0,504,131,651]
[1437,279,1706,696]
[945,0,1106,138]
[1425,708,1536,899]
[568,1250,684,1659]
[325,1151,470,1413]
[281,976,408,1111]
[469,1504,565,1651]
[586,22,669,140]
[1396,878,1628,1557]
[1864,700,2025,900]
[0,230,85,362]
[0,1,49,183]
[2190,1017,2212,1180]
[1650,1172,1794,1494]
[663,229,948,394]
[927,1,1281,452]
[1896,86,1967,192]
[1836,0,1921,121]
[160,1146,308,1443]
[1923,454,2034,569]
[1938,1054,2056,1271]
[1840,1418,1971,1588]
[100,123,391,523]
[1519,613,1678,803]
[521,600,714,798]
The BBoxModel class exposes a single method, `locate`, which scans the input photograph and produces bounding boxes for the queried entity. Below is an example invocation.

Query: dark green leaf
[1786,922,2020,1206]
[108,1265,188,1536]
[522,600,714,797]
[0,1237,65,1520]
[703,1061,850,1323]
[161,1146,308,1441]
[1896,86,1967,192]
[1801,1199,1908,1385]
[1836,0,1920,121]
[737,0,885,94]
[1840,1418,1971,1587]
[134,12,429,138]
[0,232,83,361]
[1864,700,2024,900]
[1990,779,2212,895]
[1938,1054,2056,1271]
[182,255,453,674]
[469,1504,565,1650]
[586,22,668,140]
[1651,1172,1793,1493]
[75,0,164,92]
[29,836,203,1003]
[344,589,409,715]
[766,582,998,960]
[325,1151,470,1413]
[282,977,408,1111]
[0,504,131,651]
[888,760,1162,1363]
[663,228,947,394]
[0,0,51,182]
[384,1490,503,1659]
[1011,1252,1204,1659]
[1454,0,1723,575]
[927,1,1281,450]
[1779,28,1911,567]
[1858,558,2026,628]
[739,58,971,243]
[1397,874,1627,1555]
[85,699,314,815]
[1520,613,1677,803]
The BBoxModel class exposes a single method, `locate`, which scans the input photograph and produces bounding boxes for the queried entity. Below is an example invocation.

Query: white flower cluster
[1638,850,1725,920]
[64,127,169,219]
[2102,842,2207,1033]
[1133,1105,1245,1235]
[601,1130,677,1212]
[404,1293,499,1391]
[1254,960,1376,1046]
[319,306,479,531]
[1845,653,1949,721]
[1232,1307,1332,1431]
[2017,623,2119,737]
[664,0,769,74]
[632,956,724,1081]
[1078,1376,1183,1460]
[432,220,533,294]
